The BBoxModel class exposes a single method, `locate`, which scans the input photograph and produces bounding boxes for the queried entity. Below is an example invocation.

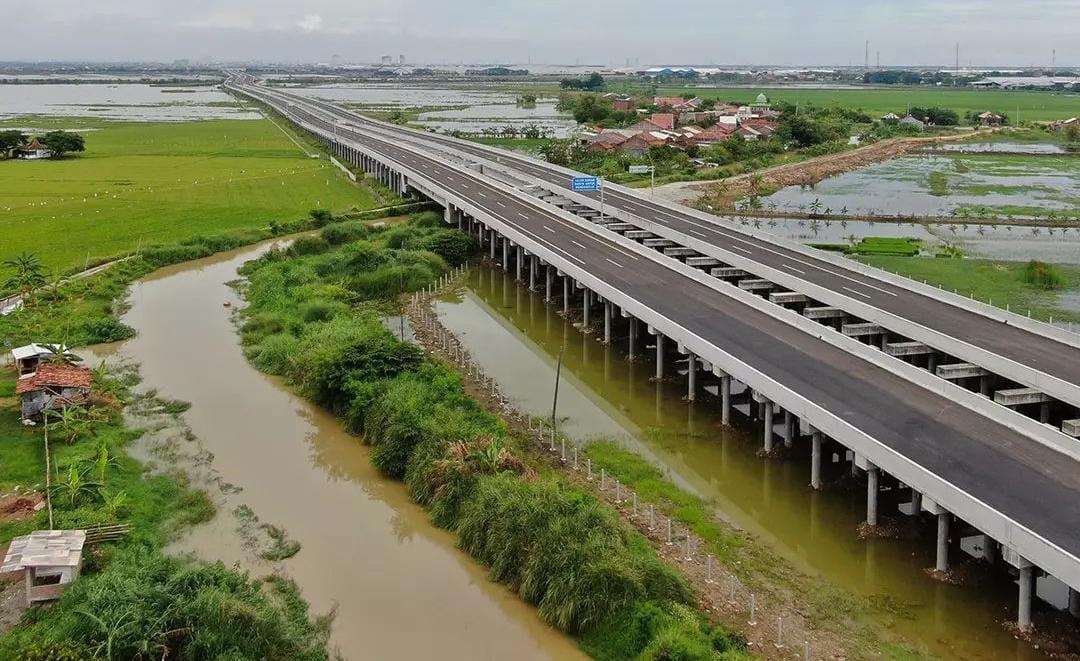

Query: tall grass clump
[455,474,693,632]
[0,549,331,660]
[1023,259,1065,289]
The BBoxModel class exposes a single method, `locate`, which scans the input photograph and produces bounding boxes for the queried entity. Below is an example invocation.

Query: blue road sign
[571,176,600,192]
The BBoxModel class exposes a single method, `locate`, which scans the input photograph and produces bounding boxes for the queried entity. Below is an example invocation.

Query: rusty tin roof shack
[15,364,93,422]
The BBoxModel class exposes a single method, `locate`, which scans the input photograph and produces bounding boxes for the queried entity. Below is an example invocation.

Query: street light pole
[600,177,605,222]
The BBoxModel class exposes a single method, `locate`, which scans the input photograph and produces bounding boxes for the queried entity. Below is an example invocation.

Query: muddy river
[90,240,582,660]
[437,265,1064,660]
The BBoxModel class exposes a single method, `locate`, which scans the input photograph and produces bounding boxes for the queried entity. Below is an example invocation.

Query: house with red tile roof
[16,364,93,421]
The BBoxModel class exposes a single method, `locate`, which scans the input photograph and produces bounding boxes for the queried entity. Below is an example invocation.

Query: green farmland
[650,86,1080,122]
[0,117,376,274]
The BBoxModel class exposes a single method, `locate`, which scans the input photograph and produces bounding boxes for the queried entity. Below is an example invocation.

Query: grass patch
[0,116,378,274]
[1024,259,1066,289]
[859,255,1080,322]
[927,170,949,196]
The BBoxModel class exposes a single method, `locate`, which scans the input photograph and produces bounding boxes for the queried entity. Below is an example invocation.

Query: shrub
[0,549,330,661]
[309,208,333,227]
[1023,259,1065,289]
[320,221,369,246]
[299,299,347,323]
[288,236,330,257]
[417,231,475,266]
[455,473,693,633]
[286,315,424,411]
[247,332,301,374]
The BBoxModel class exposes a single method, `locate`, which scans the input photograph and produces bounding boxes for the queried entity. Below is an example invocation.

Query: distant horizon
[5,1,1078,70]
[1,60,1077,72]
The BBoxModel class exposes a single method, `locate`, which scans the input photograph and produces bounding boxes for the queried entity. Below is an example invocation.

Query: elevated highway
[254,84,1080,434]
[226,76,1080,630]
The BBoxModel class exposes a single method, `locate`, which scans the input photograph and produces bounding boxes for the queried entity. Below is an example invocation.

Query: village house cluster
[582,93,781,157]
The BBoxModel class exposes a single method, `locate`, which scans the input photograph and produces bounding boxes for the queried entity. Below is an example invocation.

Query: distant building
[612,96,635,112]
[15,137,51,160]
[977,111,1005,126]
[1052,117,1079,132]
[653,96,701,111]
[880,112,901,123]
[749,92,771,113]
[9,343,64,375]
[898,115,926,131]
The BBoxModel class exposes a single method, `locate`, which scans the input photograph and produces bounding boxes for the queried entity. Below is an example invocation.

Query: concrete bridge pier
[582,289,592,327]
[545,265,554,302]
[810,428,823,489]
[603,301,613,344]
[529,255,538,291]
[489,230,497,260]
[655,334,665,380]
[686,353,697,401]
[753,393,774,452]
[935,511,951,572]
[719,371,732,426]
[1069,587,1080,618]
[628,317,638,360]
[784,410,796,448]
[501,235,509,268]
[866,462,880,527]
[1018,559,1035,631]
[516,246,524,282]
[562,276,571,316]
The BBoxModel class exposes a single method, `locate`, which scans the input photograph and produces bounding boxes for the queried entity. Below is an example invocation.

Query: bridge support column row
[562,276,571,316]
[720,373,731,426]
[529,256,538,291]
[655,334,664,380]
[686,354,697,401]
[603,301,613,344]
[582,289,591,327]
[866,462,879,527]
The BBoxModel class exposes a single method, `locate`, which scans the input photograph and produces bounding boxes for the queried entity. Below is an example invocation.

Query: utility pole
[551,346,565,438]
[864,40,870,70]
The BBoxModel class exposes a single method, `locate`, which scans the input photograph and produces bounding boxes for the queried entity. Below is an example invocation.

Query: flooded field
[715,215,1080,262]
[762,146,1080,220]
[437,265,1065,660]
[287,83,576,137]
[0,83,259,121]
[90,241,582,660]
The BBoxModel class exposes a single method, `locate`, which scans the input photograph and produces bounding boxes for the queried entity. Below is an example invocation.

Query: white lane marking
[461,184,470,189]
[727,236,898,297]
[497,201,507,208]
[478,192,487,198]
[842,286,873,300]
[572,240,588,250]
[518,213,529,219]
[543,225,556,233]
[687,228,708,238]
[781,263,806,275]
[731,245,753,255]
[606,258,624,268]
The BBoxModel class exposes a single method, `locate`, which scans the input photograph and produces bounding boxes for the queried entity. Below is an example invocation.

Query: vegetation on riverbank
[0,330,330,659]
[0,116,377,274]
[858,255,1080,323]
[236,211,749,659]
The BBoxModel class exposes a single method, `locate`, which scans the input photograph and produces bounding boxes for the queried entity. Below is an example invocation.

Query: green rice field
[0,117,376,273]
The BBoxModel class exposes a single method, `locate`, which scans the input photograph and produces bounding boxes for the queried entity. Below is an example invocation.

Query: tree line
[0,129,86,159]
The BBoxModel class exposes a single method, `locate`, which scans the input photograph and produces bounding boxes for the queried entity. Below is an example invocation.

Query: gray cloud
[3,0,1078,66]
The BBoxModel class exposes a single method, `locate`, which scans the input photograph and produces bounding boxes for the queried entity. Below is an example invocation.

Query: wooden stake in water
[776,617,784,649]
[600,467,606,489]
[706,555,714,584]
[749,593,757,626]
[587,458,593,480]
[804,640,810,661]
[560,438,566,463]
[573,445,579,469]
[666,518,673,545]
[614,479,621,502]
[684,535,692,561]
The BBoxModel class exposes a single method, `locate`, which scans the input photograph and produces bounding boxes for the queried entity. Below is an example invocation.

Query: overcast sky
[4,0,1078,67]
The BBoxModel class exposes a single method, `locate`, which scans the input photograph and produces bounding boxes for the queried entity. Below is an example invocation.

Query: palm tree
[3,252,48,300]
[808,198,823,217]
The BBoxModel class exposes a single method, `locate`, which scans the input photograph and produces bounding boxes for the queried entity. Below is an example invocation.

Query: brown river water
[88,240,583,660]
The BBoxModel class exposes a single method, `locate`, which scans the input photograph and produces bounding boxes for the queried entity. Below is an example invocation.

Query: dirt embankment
[666,131,987,208]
